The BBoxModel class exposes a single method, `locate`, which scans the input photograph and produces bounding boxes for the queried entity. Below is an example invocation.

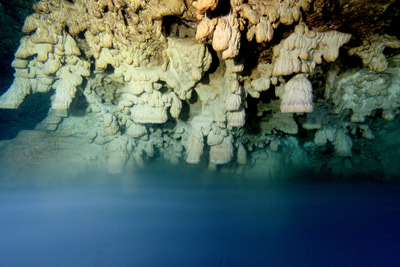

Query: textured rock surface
[0,1,37,78]
[0,0,399,179]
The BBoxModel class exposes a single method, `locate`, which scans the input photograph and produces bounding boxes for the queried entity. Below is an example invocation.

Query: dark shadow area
[205,44,220,75]
[0,75,14,95]
[244,86,279,134]
[383,47,400,59]
[188,86,199,105]
[339,46,363,69]
[238,38,268,76]
[104,64,115,74]
[0,91,52,140]
[178,100,191,122]
[162,15,178,37]
[69,88,89,117]
[205,0,231,18]
[0,0,36,77]
[380,0,400,39]
[161,16,195,38]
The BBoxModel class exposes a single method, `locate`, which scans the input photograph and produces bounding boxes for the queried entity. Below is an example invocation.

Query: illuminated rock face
[0,0,399,178]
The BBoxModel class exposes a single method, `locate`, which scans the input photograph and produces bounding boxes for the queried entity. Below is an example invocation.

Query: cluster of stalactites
[0,0,192,111]
[0,13,89,110]
[183,58,247,166]
[329,64,400,123]
[200,11,351,113]
[194,0,312,59]
[109,37,212,125]
[243,22,351,114]
[185,121,246,167]
[314,126,353,157]
[272,24,352,77]
[348,34,400,73]
[268,24,351,113]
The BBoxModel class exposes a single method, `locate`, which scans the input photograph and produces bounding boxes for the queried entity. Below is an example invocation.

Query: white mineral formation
[106,137,132,174]
[1,0,388,177]
[126,123,147,138]
[196,16,217,42]
[242,0,311,44]
[225,94,242,111]
[314,126,337,146]
[131,104,168,124]
[333,130,353,157]
[195,0,314,60]
[236,141,247,165]
[227,109,246,128]
[207,128,225,146]
[209,135,233,165]
[0,9,90,109]
[314,126,352,157]
[280,74,313,113]
[348,34,400,72]
[165,37,212,99]
[329,65,400,122]
[359,125,375,140]
[272,24,351,77]
[0,78,31,109]
[192,0,219,12]
[186,127,204,164]
[212,13,241,60]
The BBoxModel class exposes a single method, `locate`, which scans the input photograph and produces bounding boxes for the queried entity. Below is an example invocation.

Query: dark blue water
[0,168,399,266]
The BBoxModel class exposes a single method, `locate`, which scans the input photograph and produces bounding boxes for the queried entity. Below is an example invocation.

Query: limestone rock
[272,24,351,77]
[280,74,313,113]
[348,34,400,73]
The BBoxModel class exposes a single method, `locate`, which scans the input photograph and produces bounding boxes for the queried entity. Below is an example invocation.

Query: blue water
[0,168,399,266]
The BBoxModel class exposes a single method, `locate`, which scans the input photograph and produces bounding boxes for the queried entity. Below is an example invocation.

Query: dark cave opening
[244,87,279,134]
[121,9,129,27]
[0,91,53,140]
[206,45,220,75]
[69,79,89,117]
[104,64,115,74]
[162,16,178,37]
[162,16,195,38]
[205,0,231,18]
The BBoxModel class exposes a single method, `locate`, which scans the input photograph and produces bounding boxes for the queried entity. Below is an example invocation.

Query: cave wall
[0,0,399,179]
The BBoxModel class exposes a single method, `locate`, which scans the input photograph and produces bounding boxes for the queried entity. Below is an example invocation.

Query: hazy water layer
[0,168,399,266]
